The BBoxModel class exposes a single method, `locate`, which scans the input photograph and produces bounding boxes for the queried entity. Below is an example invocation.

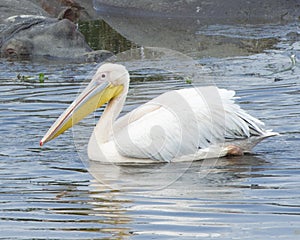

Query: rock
[93,0,300,23]
[0,0,49,24]
[92,0,299,58]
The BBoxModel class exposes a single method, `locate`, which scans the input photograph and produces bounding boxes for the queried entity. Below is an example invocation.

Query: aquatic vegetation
[17,72,48,83]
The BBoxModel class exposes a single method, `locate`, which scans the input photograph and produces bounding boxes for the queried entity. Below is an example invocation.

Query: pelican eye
[96,72,108,85]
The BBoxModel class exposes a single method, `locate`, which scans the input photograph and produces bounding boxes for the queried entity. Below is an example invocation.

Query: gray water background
[0,19,300,239]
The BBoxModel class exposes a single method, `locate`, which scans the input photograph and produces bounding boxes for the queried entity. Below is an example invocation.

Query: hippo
[0,0,112,62]
[0,15,112,62]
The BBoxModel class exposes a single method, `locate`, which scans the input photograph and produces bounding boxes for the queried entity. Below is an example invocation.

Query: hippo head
[1,17,93,61]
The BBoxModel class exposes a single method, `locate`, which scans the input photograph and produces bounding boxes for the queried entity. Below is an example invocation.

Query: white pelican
[40,63,278,163]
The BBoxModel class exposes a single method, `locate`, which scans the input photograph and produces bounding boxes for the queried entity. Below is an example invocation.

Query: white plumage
[87,65,277,163]
[41,63,278,163]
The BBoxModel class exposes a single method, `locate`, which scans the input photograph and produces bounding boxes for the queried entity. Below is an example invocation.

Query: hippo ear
[57,7,81,22]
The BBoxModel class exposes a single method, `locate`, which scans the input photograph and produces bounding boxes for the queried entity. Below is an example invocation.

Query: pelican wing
[112,86,266,162]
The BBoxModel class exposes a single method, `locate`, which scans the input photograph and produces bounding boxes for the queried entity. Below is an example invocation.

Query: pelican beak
[40,79,123,146]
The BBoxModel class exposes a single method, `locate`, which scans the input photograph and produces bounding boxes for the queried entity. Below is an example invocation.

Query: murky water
[1,18,300,239]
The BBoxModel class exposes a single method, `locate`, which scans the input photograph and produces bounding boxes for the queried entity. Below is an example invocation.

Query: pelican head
[40,63,129,146]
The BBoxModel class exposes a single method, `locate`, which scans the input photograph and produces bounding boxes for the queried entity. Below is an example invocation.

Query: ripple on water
[0,38,300,239]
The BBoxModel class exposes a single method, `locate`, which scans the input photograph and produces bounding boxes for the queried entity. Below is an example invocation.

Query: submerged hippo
[0,15,111,62]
